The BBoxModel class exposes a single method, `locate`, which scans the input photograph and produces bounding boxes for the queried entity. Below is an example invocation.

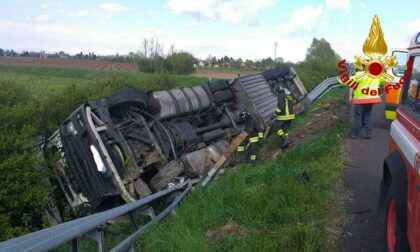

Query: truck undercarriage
[45,67,309,217]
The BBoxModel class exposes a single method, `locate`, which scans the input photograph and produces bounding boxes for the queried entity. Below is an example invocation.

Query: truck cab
[378,31,420,252]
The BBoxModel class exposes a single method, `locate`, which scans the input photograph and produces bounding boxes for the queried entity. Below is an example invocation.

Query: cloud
[35,15,52,22]
[326,0,350,12]
[0,20,162,54]
[100,3,130,13]
[391,18,420,49]
[167,0,273,24]
[278,5,323,34]
[71,10,89,17]
[187,20,200,27]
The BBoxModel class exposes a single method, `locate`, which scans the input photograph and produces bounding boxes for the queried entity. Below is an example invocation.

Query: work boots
[279,136,291,149]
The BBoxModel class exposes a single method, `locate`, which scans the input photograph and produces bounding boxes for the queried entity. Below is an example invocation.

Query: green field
[0,65,206,95]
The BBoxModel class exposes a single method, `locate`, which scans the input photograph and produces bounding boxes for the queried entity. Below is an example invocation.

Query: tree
[165,52,195,74]
[305,38,340,65]
[0,48,3,56]
[294,38,341,91]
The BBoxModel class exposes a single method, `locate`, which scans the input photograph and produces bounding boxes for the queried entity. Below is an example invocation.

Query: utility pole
[274,42,277,62]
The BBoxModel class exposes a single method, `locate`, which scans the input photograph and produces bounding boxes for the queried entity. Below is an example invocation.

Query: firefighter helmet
[240,110,250,119]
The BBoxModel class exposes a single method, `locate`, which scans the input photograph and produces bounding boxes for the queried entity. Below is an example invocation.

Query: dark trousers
[272,120,291,144]
[354,104,373,135]
[236,133,259,162]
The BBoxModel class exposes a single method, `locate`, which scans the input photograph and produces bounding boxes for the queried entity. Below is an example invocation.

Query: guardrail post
[72,237,80,252]
[129,212,139,229]
[84,228,105,252]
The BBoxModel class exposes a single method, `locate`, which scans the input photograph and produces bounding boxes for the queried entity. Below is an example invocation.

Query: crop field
[0,57,139,72]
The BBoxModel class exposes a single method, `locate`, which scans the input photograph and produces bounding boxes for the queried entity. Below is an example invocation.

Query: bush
[165,52,195,74]
[137,52,195,75]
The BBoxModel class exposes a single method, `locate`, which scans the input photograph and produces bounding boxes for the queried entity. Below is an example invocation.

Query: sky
[1,0,419,62]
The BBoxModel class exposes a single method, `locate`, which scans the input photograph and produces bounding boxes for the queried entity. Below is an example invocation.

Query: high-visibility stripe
[250,155,256,160]
[275,108,281,113]
[249,137,259,143]
[390,121,418,169]
[285,133,289,137]
[385,111,397,120]
[237,146,245,151]
[352,97,381,104]
[277,129,284,136]
[275,115,295,120]
[258,132,264,138]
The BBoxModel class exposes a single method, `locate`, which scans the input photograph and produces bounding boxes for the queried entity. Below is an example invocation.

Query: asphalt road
[338,100,391,252]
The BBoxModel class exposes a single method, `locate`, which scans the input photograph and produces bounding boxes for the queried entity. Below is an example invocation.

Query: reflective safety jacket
[274,91,295,121]
[352,76,385,104]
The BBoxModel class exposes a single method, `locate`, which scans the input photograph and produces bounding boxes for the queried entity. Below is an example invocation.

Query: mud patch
[206,221,248,246]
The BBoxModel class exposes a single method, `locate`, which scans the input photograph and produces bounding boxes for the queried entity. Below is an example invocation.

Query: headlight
[65,121,77,135]
[90,145,107,173]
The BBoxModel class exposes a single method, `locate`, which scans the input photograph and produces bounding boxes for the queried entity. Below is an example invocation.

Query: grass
[136,92,347,251]
[0,65,206,95]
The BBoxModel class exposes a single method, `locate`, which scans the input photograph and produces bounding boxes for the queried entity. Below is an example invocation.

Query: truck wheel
[108,88,147,116]
[385,196,409,252]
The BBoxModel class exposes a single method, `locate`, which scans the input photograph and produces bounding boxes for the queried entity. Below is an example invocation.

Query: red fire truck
[378,31,420,252]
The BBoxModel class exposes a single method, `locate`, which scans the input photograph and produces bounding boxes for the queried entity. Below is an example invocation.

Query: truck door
[400,55,420,249]
[385,50,407,120]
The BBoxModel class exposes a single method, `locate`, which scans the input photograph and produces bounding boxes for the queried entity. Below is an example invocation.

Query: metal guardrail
[307,77,342,103]
[0,179,198,252]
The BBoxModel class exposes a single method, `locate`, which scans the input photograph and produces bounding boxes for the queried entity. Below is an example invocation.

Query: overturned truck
[45,67,309,217]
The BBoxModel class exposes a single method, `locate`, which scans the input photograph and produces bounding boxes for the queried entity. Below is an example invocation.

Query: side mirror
[391,50,408,77]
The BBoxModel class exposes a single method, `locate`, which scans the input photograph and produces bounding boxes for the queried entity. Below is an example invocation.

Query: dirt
[260,97,348,162]
[0,57,138,72]
[192,69,258,80]
[206,221,248,245]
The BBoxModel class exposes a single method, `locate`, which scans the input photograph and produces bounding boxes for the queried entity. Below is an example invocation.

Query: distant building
[198,61,205,67]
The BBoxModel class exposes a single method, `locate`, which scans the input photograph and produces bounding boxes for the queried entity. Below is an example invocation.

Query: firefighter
[272,85,295,148]
[236,110,264,162]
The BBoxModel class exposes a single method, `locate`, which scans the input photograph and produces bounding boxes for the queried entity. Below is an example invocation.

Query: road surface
[338,100,391,251]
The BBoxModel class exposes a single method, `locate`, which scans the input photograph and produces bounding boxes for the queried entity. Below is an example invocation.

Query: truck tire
[385,195,409,252]
[108,88,147,115]
[213,89,234,104]
[209,80,229,93]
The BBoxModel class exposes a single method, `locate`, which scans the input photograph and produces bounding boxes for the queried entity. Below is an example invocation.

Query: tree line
[0,37,340,80]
